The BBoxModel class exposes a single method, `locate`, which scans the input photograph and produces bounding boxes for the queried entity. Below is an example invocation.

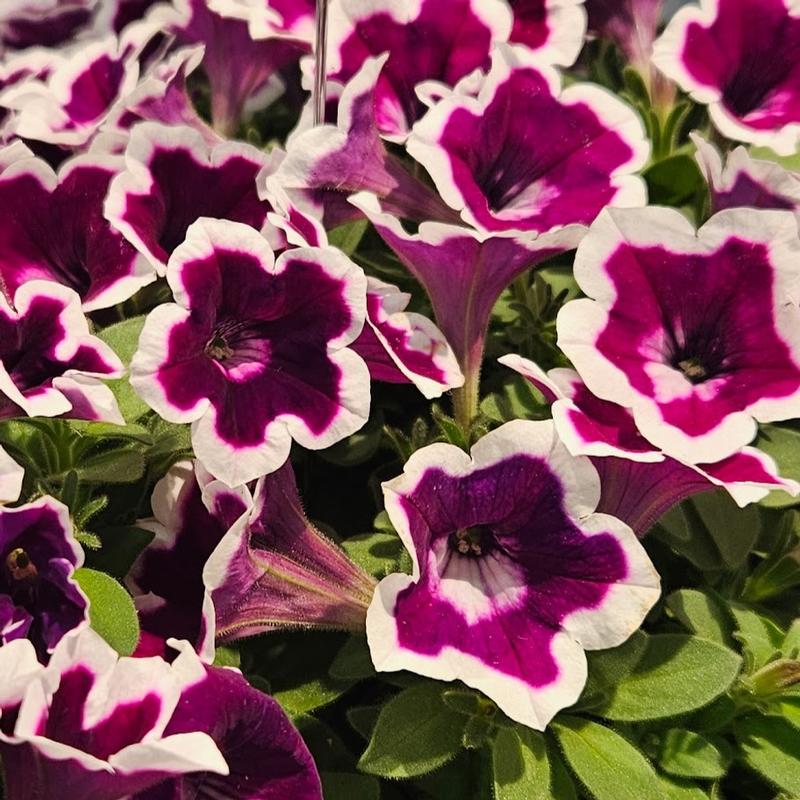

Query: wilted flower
[0,497,87,656]
[408,44,649,233]
[367,419,660,729]
[653,0,800,154]
[105,121,281,275]
[557,206,800,465]
[131,217,370,486]
[326,0,512,141]
[0,281,124,422]
[205,460,377,640]
[0,142,155,311]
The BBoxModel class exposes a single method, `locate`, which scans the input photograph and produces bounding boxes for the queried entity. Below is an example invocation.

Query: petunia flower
[0,637,42,718]
[507,0,587,65]
[0,627,231,800]
[0,281,124,422]
[408,44,649,234]
[0,142,155,311]
[206,0,316,42]
[205,460,377,641]
[350,191,581,426]
[0,47,58,134]
[0,497,88,656]
[130,217,370,487]
[501,354,799,534]
[0,447,24,506]
[105,121,281,275]
[0,30,151,147]
[151,0,309,136]
[367,419,660,730]
[692,134,800,218]
[127,460,252,661]
[132,641,323,799]
[652,0,800,154]
[269,55,462,230]
[325,0,512,142]
[556,206,800,466]
[0,0,95,52]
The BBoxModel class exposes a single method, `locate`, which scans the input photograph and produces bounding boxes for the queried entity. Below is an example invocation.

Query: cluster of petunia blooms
[0,0,800,796]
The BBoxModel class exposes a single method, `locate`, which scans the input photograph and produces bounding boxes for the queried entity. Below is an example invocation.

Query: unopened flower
[653,0,800,154]
[367,419,660,729]
[131,218,370,486]
[557,206,800,465]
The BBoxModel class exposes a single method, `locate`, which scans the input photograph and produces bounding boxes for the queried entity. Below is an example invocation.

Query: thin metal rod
[312,0,329,126]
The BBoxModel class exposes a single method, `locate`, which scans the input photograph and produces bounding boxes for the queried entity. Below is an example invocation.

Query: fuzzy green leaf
[492,727,550,800]
[95,317,150,421]
[666,590,732,645]
[736,715,800,794]
[729,603,785,670]
[658,729,729,779]
[74,568,139,656]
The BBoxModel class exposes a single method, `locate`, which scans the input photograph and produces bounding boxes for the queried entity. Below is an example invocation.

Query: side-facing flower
[350,191,582,425]
[693,134,800,217]
[507,0,587,65]
[0,143,155,311]
[127,460,252,660]
[105,121,281,275]
[269,56,461,230]
[0,281,124,422]
[407,44,649,234]
[0,31,148,146]
[152,0,309,136]
[205,460,377,640]
[0,497,87,656]
[131,218,370,487]
[0,628,230,800]
[501,354,799,534]
[367,419,660,729]
[326,0,512,142]
[132,641,323,799]
[557,206,800,465]
[653,0,800,154]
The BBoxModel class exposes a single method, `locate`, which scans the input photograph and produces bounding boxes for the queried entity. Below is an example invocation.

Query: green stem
[452,354,481,433]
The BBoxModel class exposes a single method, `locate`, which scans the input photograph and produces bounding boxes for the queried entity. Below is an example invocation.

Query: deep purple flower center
[664,317,732,384]
[204,319,272,371]
[448,525,497,558]
[2,547,40,609]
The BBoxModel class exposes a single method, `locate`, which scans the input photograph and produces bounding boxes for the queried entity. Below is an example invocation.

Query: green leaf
[658,729,728,779]
[213,645,240,668]
[321,771,380,800]
[358,681,465,778]
[95,316,149,421]
[327,219,369,255]
[644,154,703,205]
[597,634,742,721]
[658,775,710,800]
[754,424,800,507]
[274,675,353,716]
[329,636,375,681]
[347,705,381,740]
[320,409,384,466]
[492,727,550,800]
[77,449,146,484]
[74,568,139,656]
[665,590,733,645]
[783,619,800,655]
[729,602,785,670]
[341,531,406,579]
[553,717,665,800]
[736,715,800,794]
[586,631,649,695]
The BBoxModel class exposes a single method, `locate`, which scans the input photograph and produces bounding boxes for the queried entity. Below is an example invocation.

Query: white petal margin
[367,419,659,729]
[525,0,588,68]
[0,446,24,504]
[0,639,44,712]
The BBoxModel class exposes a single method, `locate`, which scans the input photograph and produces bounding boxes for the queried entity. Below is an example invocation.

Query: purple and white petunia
[507,0,587,65]
[326,0,512,142]
[132,641,323,799]
[0,143,155,311]
[206,0,316,42]
[501,354,799,534]
[205,460,377,640]
[152,0,309,136]
[0,627,230,799]
[130,217,370,487]
[693,134,800,218]
[557,206,800,465]
[367,419,660,729]
[0,31,149,147]
[270,55,460,229]
[0,497,88,656]
[0,0,95,52]
[105,121,281,275]
[0,281,124,422]
[653,0,800,154]
[408,44,649,234]
[127,460,252,661]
